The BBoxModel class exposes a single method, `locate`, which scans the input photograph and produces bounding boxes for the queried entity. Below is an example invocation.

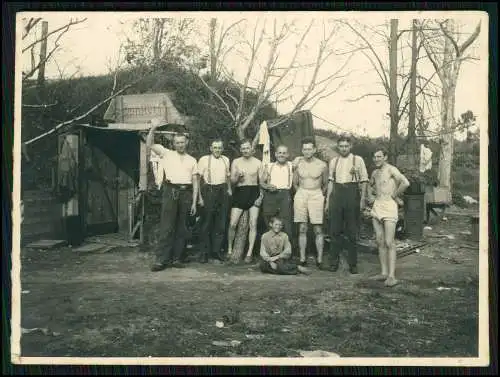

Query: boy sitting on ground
[260,217,311,275]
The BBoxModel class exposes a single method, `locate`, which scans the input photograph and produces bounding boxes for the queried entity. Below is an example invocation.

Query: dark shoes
[329,261,339,272]
[151,260,186,271]
[171,260,186,268]
[316,261,327,270]
[151,263,167,272]
[349,266,358,274]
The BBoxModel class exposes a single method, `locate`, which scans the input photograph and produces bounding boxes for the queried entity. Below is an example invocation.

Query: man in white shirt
[197,139,232,263]
[260,145,294,238]
[325,134,369,274]
[147,121,199,272]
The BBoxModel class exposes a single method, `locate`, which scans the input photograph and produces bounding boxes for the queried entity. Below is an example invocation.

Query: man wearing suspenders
[260,145,294,238]
[325,134,369,274]
[197,139,232,263]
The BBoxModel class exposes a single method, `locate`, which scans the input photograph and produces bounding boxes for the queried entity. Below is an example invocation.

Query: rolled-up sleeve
[357,156,369,182]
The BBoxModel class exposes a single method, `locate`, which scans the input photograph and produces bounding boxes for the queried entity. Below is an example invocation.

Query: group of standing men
[146,119,410,287]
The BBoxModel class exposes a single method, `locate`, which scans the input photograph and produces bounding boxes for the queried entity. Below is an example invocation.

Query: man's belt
[334,182,359,187]
[266,188,291,192]
[165,181,193,190]
[203,182,226,187]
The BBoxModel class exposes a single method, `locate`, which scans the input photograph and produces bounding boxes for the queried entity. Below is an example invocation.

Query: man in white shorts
[292,137,329,268]
[367,148,410,287]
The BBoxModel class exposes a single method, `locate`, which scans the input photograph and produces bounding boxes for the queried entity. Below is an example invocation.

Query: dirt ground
[19,211,480,358]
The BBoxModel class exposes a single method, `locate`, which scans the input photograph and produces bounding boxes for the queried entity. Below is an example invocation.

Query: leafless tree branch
[22,18,87,53]
[198,74,236,121]
[24,81,139,146]
[23,18,42,39]
[22,101,58,108]
[345,93,389,102]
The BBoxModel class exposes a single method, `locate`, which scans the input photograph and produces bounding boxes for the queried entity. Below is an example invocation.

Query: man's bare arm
[192,173,200,206]
[230,160,240,184]
[359,182,368,204]
[292,167,300,192]
[321,162,329,196]
[367,173,376,204]
[225,157,232,194]
[391,167,410,197]
[146,124,166,157]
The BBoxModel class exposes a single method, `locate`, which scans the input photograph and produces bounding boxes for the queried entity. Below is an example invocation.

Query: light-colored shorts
[371,199,398,223]
[294,188,324,225]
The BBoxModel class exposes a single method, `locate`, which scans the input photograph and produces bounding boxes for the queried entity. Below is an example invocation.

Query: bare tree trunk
[438,81,457,190]
[209,18,218,83]
[37,21,48,86]
[388,19,399,164]
[407,19,419,166]
[437,21,458,190]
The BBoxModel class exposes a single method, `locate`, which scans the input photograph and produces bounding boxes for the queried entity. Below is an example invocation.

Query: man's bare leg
[371,218,388,281]
[227,208,243,256]
[298,223,308,264]
[313,225,324,265]
[245,206,260,262]
[383,220,398,287]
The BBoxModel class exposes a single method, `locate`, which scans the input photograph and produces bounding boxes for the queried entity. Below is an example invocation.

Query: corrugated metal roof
[77,123,189,134]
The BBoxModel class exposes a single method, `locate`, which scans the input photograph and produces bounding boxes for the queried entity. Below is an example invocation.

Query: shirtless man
[227,140,263,263]
[292,137,329,268]
[367,148,410,287]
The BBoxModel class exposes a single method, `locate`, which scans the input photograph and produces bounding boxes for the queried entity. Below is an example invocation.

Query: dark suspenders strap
[268,162,292,188]
[207,155,229,185]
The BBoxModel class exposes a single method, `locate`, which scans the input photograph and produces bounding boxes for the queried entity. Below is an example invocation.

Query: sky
[18,11,488,139]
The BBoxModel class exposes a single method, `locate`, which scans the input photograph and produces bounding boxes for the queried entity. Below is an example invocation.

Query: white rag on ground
[419,144,433,173]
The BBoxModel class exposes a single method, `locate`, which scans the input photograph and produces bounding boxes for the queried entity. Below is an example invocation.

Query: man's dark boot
[172,260,186,268]
[349,265,358,274]
[200,252,209,264]
[151,262,167,272]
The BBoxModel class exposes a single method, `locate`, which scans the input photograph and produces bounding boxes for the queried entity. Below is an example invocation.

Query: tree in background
[123,18,202,70]
[340,19,440,165]
[22,17,87,86]
[419,19,481,189]
[200,18,354,141]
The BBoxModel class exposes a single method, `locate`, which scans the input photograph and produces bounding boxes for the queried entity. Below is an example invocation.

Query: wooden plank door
[83,130,119,236]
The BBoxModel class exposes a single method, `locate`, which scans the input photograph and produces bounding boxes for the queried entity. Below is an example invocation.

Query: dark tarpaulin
[267,110,315,161]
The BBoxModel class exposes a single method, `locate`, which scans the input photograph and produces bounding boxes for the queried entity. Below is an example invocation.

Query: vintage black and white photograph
[12,11,489,365]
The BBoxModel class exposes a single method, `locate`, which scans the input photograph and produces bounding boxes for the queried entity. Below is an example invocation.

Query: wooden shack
[55,92,190,245]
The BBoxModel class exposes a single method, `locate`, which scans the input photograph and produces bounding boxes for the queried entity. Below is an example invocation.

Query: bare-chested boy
[367,148,410,287]
[292,137,329,268]
[227,140,263,263]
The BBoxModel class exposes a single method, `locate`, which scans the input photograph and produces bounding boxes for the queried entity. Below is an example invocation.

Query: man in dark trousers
[197,139,232,263]
[260,145,294,239]
[325,133,368,274]
[147,120,199,272]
